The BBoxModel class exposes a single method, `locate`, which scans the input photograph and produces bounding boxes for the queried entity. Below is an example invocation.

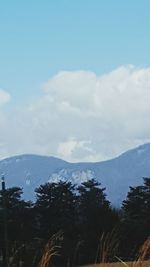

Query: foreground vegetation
[0,178,150,266]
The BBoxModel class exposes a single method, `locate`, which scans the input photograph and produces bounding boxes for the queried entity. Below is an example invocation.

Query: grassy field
[82,260,150,267]
[36,234,150,267]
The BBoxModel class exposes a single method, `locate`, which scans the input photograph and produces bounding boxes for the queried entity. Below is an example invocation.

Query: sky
[0,0,150,162]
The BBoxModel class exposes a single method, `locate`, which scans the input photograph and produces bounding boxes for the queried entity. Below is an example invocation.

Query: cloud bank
[1,65,150,162]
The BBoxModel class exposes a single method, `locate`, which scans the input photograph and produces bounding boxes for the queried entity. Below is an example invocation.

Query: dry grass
[83,260,150,267]
[8,232,147,267]
[116,235,150,267]
[134,236,150,266]
[81,235,150,267]
[38,232,62,267]
[98,228,119,264]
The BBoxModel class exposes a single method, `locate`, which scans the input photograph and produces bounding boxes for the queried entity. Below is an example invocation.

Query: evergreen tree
[76,179,116,264]
[0,187,34,266]
[120,178,150,258]
[0,187,34,242]
[35,181,77,267]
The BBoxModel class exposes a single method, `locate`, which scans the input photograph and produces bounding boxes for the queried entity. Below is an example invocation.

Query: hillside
[1,143,150,206]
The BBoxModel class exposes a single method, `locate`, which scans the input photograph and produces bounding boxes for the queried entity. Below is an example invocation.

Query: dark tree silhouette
[76,179,117,264]
[35,181,77,267]
[0,187,34,266]
[120,178,150,259]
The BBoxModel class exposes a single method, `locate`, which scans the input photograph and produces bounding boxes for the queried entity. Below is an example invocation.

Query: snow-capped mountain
[1,143,150,206]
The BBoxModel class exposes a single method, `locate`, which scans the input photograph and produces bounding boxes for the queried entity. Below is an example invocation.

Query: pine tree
[120,178,150,259]
[76,179,114,264]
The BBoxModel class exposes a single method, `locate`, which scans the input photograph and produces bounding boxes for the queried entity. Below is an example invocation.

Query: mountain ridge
[1,143,150,206]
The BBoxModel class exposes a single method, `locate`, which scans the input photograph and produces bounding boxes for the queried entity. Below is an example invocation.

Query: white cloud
[57,138,94,160]
[1,65,150,162]
[58,138,83,157]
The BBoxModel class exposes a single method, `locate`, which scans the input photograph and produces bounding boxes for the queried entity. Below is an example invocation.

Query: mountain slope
[1,143,150,206]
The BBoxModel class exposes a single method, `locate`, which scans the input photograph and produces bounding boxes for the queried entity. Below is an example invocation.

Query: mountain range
[1,143,150,206]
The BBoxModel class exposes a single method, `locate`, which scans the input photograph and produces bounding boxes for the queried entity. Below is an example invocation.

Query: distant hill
[1,143,150,206]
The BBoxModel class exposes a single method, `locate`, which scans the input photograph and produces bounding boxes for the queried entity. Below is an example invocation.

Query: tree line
[0,178,150,267]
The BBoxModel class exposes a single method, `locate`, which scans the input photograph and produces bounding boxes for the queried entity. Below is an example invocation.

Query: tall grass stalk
[98,227,119,266]
[38,232,62,267]
[115,236,150,267]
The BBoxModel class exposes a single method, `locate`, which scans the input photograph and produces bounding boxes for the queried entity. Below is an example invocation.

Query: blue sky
[0,0,150,103]
[0,1,150,161]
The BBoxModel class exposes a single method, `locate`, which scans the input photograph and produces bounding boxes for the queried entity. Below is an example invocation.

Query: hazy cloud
[0,89,11,106]
[1,65,150,161]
